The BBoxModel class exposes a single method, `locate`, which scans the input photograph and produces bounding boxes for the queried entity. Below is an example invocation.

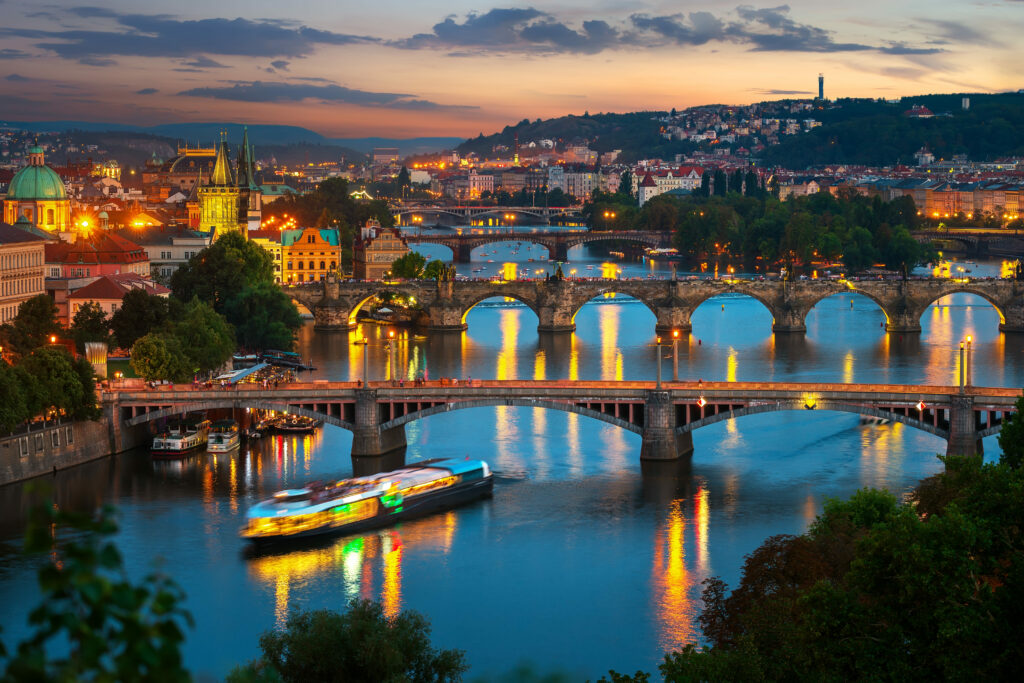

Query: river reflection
[1,255,1022,680]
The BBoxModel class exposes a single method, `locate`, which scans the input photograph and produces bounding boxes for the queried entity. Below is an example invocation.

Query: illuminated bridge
[401,229,671,262]
[289,277,1024,335]
[393,205,583,226]
[102,381,1019,461]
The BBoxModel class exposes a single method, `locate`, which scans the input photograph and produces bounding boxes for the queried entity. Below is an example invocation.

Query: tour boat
[261,349,312,370]
[152,415,211,457]
[274,414,322,433]
[240,458,493,544]
[207,419,240,453]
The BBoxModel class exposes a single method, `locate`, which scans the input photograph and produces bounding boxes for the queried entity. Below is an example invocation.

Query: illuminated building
[194,129,263,239]
[0,221,48,324]
[2,146,72,235]
[248,230,283,283]
[352,220,409,280]
[282,228,340,284]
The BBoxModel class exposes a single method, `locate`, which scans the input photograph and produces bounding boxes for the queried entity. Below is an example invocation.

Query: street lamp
[356,338,370,386]
[959,341,965,394]
[655,336,663,389]
[965,335,972,387]
[672,329,680,382]
[387,330,397,384]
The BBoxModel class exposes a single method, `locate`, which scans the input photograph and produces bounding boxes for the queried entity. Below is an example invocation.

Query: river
[0,237,1020,680]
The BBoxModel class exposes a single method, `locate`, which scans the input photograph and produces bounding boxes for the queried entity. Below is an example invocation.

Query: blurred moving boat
[240,458,493,544]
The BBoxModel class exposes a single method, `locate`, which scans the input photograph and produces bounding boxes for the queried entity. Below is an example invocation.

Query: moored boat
[207,419,240,452]
[152,414,211,457]
[240,458,493,544]
[273,414,321,433]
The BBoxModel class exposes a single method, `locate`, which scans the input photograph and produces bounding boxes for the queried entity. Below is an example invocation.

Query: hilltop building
[2,146,72,235]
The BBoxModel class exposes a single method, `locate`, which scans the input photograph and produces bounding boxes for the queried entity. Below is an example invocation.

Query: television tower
[818,73,824,101]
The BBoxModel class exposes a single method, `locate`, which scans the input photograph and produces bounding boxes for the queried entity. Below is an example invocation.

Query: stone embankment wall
[0,417,149,487]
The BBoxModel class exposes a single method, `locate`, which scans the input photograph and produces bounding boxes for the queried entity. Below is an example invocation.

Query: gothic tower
[198,133,243,239]
[236,127,262,232]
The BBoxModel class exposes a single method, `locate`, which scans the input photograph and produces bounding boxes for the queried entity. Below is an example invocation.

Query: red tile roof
[46,232,148,265]
[69,273,169,301]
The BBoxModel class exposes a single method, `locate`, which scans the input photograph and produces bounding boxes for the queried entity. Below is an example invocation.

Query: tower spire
[210,131,233,186]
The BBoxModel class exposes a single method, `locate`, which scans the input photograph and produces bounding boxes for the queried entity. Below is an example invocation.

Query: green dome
[7,164,66,200]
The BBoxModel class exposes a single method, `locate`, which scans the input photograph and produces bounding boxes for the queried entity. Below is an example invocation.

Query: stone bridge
[402,229,671,262]
[393,205,582,226]
[288,277,1024,335]
[102,380,1020,461]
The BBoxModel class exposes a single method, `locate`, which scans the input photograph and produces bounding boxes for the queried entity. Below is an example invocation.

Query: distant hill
[458,92,1024,167]
[0,121,461,157]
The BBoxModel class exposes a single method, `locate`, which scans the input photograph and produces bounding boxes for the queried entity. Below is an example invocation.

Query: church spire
[210,132,233,187]
[236,126,258,190]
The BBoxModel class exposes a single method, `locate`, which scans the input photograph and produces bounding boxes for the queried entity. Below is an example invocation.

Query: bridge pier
[999,300,1024,333]
[946,395,983,457]
[552,242,569,262]
[654,307,692,336]
[351,388,407,458]
[885,310,923,334]
[640,390,692,460]
[456,243,474,263]
[771,306,808,334]
[313,306,354,330]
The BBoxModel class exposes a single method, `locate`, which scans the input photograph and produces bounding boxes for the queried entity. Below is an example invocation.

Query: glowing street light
[672,329,680,381]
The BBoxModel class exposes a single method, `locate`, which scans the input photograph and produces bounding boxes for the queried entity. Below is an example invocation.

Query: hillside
[458,92,1024,167]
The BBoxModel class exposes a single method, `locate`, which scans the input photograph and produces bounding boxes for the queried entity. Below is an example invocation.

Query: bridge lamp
[803,394,817,410]
[671,330,680,382]
[917,400,926,412]
[697,396,707,408]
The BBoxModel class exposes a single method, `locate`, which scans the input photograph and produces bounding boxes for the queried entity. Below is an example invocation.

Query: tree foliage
[19,346,99,420]
[389,251,428,279]
[110,289,173,350]
[70,301,110,354]
[224,281,303,351]
[170,231,275,312]
[130,333,191,383]
[168,298,236,373]
[0,500,191,681]
[231,599,467,683]
[0,294,60,357]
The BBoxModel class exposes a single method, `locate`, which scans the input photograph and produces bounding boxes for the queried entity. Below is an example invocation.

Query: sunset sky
[0,1,1020,138]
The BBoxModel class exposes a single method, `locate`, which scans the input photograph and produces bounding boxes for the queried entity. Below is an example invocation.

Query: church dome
[7,148,67,200]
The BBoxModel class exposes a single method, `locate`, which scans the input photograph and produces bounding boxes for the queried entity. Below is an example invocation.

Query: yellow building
[198,138,242,240]
[248,230,283,283]
[352,220,409,280]
[2,146,72,235]
[282,228,341,284]
[0,221,48,325]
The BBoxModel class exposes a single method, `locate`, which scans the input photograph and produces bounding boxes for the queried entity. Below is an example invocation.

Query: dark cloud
[0,48,31,59]
[176,80,477,109]
[180,56,228,68]
[5,73,30,81]
[754,88,813,95]
[0,10,376,61]
[136,87,158,94]
[629,12,724,46]
[395,6,941,57]
[393,8,620,54]
[270,60,290,70]
[917,19,988,45]
[78,56,116,66]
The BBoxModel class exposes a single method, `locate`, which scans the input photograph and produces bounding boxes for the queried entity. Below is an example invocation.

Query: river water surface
[0,239,1020,680]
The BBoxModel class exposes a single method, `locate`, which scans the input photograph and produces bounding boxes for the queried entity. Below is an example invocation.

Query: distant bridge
[393,205,583,226]
[402,229,671,262]
[288,277,1024,335]
[914,230,1024,257]
[103,380,1019,461]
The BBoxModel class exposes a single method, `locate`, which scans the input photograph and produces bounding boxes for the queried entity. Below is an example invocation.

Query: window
[35,434,44,452]
[319,261,325,270]
[46,209,55,224]
[297,261,303,270]
[307,234,315,244]
[66,427,73,444]
[308,261,315,270]
[19,437,29,457]
[51,430,60,447]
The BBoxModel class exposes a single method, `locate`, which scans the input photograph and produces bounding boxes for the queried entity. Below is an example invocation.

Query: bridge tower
[946,394,983,457]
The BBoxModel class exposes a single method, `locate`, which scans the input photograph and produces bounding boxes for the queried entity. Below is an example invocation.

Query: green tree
[168,299,236,373]
[232,600,467,683]
[397,166,411,188]
[130,333,191,383]
[224,281,303,351]
[19,346,98,420]
[70,301,110,353]
[1,294,60,357]
[880,226,926,278]
[170,231,274,311]
[712,170,727,197]
[389,251,428,279]
[0,361,32,431]
[997,395,1024,469]
[1,500,191,681]
[110,289,171,350]
[422,260,448,280]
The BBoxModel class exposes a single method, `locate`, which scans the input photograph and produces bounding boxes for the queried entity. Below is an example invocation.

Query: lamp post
[672,329,680,382]
[959,341,965,394]
[357,338,370,385]
[655,336,663,389]
[387,330,397,384]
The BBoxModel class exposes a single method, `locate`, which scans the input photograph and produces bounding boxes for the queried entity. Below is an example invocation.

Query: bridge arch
[378,397,643,434]
[346,287,421,326]
[677,401,949,439]
[694,286,779,323]
[460,291,541,325]
[568,289,659,324]
[393,208,468,224]
[918,287,1008,326]
[804,288,892,328]
[404,239,455,262]
[469,208,548,222]
[564,233,666,252]
[124,400,355,431]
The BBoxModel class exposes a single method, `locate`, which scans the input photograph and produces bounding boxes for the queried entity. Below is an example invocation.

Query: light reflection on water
[1,255,1023,680]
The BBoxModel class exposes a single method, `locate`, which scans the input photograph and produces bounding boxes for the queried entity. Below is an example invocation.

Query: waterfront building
[352,220,408,280]
[66,273,169,326]
[248,229,283,283]
[0,221,47,324]
[2,146,72,235]
[282,227,340,284]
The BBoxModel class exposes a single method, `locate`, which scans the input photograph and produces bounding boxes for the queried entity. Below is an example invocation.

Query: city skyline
[0,0,1020,138]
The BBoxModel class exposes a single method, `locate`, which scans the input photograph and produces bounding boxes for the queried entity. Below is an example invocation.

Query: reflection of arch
[806,290,891,325]
[378,398,642,434]
[688,288,777,321]
[569,290,657,323]
[915,288,1007,325]
[460,293,539,325]
[677,401,949,439]
[124,400,355,431]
